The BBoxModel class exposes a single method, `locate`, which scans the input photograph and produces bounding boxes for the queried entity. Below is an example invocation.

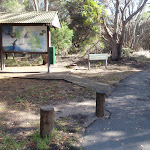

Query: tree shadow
[0,77,95,138]
[83,68,150,149]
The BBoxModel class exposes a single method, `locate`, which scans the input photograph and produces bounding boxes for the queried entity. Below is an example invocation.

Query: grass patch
[30,129,53,150]
[0,118,83,150]
[0,133,26,150]
[5,56,43,67]
[29,118,83,150]
[0,79,89,150]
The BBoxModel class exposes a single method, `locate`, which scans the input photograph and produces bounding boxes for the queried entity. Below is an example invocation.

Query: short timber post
[40,106,54,138]
[96,91,105,117]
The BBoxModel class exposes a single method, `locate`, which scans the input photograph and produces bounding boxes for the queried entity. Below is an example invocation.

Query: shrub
[51,22,74,55]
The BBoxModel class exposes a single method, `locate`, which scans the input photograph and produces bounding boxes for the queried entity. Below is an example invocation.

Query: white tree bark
[32,0,39,11]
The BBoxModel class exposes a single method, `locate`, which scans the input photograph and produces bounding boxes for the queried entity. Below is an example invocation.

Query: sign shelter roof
[0,11,61,28]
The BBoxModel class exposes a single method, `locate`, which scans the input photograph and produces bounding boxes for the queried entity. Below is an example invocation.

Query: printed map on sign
[2,26,47,52]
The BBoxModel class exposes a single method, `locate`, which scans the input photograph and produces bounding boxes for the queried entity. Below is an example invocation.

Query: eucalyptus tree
[135,12,150,50]
[123,11,150,50]
[102,0,149,60]
[30,0,64,11]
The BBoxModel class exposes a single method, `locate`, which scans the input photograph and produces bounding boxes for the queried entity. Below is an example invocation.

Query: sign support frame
[0,25,5,71]
[47,26,51,73]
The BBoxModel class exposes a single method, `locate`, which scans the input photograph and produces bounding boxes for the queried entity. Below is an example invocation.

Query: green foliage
[51,22,74,55]
[72,0,107,53]
[121,47,134,57]
[1,0,25,12]
[62,0,106,54]
[78,35,105,54]
[82,0,107,30]
[99,61,102,66]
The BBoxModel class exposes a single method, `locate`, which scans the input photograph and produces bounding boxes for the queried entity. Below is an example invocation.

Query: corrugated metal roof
[0,11,61,28]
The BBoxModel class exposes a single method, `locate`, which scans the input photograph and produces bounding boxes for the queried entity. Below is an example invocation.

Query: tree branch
[121,0,132,14]
[113,0,120,35]
[101,19,113,41]
[125,0,148,24]
[120,0,132,21]
[81,40,102,58]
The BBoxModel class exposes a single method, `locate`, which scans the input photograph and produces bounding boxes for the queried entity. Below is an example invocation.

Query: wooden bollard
[96,91,105,117]
[40,106,54,138]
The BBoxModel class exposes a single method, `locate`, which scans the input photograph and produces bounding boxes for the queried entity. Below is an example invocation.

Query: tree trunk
[111,42,118,61]
[44,0,48,11]
[111,42,123,61]
[112,22,126,61]
[32,0,39,11]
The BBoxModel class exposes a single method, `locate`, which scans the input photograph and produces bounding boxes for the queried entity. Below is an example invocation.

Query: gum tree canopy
[103,0,148,60]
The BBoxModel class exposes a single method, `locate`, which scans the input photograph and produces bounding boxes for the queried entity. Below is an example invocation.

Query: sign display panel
[2,26,47,53]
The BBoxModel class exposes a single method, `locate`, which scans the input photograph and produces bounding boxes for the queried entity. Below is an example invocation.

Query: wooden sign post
[0,51,5,71]
[0,26,5,71]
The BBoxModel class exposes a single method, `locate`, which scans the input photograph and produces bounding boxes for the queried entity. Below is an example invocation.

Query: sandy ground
[0,50,150,139]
